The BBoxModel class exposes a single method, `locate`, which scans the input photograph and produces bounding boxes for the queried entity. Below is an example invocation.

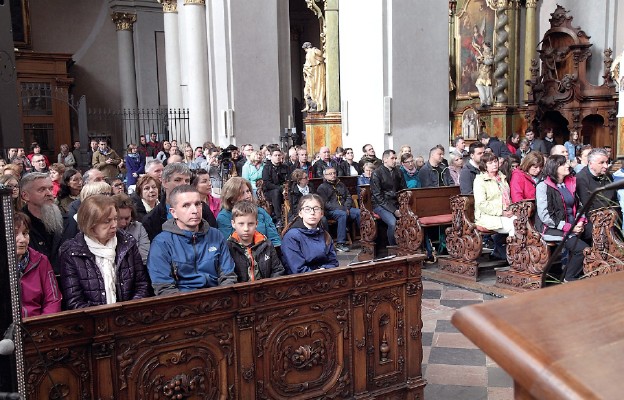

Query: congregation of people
[0,126,619,318]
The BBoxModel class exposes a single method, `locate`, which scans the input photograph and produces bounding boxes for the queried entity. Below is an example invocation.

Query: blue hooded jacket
[281,218,339,274]
[216,207,282,247]
[147,219,237,295]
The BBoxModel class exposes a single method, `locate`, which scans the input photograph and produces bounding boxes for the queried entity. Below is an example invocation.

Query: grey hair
[19,172,49,191]
[587,148,609,164]
[82,168,101,185]
[80,181,112,201]
[145,159,163,173]
[448,151,463,163]
[162,162,191,183]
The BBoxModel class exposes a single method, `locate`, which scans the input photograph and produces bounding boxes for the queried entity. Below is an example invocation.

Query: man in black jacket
[525,129,548,155]
[142,162,217,241]
[418,146,453,188]
[312,146,341,178]
[576,148,617,213]
[371,150,406,246]
[358,144,383,169]
[459,142,485,194]
[317,167,360,252]
[479,133,511,158]
[261,149,290,225]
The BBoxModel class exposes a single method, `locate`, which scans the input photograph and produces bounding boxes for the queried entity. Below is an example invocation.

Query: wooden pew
[358,184,378,261]
[582,207,624,277]
[495,200,550,290]
[453,272,624,399]
[395,186,459,256]
[20,256,426,400]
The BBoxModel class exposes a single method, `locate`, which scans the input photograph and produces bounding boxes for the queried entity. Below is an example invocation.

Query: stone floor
[338,247,514,400]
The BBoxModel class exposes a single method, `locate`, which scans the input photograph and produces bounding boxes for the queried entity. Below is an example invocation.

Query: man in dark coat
[261,149,290,226]
[419,146,453,188]
[459,142,486,194]
[479,133,511,158]
[358,144,383,169]
[370,150,406,246]
[525,129,548,155]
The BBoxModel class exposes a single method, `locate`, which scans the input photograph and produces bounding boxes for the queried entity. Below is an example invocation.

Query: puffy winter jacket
[20,248,62,318]
[227,231,285,282]
[510,168,539,203]
[148,219,237,295]
[59,230,150,309]
[281,218,339,274]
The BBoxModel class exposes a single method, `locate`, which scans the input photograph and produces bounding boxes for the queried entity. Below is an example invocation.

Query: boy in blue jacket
[148,185,237,295]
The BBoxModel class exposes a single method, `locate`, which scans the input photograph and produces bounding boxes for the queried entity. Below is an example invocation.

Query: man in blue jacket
[147,185,237,295]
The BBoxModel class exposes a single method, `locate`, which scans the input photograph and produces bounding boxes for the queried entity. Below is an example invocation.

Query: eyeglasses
[301,206,323,214]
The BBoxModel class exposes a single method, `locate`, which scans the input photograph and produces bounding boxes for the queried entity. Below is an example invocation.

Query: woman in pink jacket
[14,212,62,317]
[510,151,544,203]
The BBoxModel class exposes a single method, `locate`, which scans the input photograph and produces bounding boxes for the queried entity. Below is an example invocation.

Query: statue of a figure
[475,42,494,107]
[613,48,624,117]
[301,42,326,112]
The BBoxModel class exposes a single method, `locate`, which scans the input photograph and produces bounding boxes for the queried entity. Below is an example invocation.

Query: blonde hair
[220,177,253,211]
[77,195,117,238]
[80,181,112,201]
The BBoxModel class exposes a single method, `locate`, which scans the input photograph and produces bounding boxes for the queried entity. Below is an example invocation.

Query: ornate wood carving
[395,191,424,256]
[444,195,482,262]
[22,256,426,399]
[359,184,377,261]
[255,179,273,216]
[583,208,624,277]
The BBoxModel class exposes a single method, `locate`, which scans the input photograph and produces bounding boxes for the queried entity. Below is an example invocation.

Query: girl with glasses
[281,194,338,274]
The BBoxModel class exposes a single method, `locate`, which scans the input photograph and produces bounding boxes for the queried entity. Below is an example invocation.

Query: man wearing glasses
[317,167,360,252]
[31,154,49,173]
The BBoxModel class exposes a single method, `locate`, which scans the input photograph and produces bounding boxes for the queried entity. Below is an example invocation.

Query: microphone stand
[540,183,621,286]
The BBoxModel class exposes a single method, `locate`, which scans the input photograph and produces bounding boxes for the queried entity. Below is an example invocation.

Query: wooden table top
[452,272,624,400]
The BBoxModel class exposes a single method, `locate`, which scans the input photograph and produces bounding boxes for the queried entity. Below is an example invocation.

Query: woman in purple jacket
[14,212,62,317]
[59,195,150,309]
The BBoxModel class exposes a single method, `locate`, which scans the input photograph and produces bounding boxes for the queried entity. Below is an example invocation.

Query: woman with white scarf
[59,195,150,309]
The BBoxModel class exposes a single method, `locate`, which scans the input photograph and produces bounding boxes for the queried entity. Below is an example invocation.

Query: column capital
[184,0,205,5]
[526,0,539,8]
[111,12,137,31]
[159,0,178,13]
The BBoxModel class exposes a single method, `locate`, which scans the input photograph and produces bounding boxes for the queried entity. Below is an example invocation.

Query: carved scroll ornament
[395,191,424,255]
[506,201,549,274]
[583,208,624,277]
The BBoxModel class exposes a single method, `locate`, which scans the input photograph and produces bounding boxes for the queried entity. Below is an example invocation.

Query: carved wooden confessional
[525,5,618,148]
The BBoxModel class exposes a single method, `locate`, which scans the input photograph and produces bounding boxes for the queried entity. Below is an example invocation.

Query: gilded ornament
[161,0,177,13]
[111,12,137,31]
[526,0,538,8]
[184,0,206,5]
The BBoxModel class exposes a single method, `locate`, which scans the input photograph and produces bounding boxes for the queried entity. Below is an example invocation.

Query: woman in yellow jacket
[473,152,516,260]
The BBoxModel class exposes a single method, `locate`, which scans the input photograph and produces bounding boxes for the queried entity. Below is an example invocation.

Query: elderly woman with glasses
[59,194,149,309]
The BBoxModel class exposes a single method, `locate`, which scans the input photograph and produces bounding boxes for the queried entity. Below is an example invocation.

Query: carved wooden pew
[582,207,624,277]
[495,200,550,290]
[359,184,379,261]
[395,186,459,256]
[21,256,426,400]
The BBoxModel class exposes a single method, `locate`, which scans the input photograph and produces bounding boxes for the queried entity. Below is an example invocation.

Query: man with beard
[20,172,63,272]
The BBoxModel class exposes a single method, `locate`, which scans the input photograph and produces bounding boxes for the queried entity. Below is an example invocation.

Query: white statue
[476,42,494,107]
[612,48,624,117]
[301,42,326,112]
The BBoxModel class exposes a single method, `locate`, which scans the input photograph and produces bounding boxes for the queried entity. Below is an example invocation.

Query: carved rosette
[444,196,481,262]
[395,191,424,255]
[111,12,137,31]
[583,208,624,277]
[506,201,549,274]
[26,347,90,400]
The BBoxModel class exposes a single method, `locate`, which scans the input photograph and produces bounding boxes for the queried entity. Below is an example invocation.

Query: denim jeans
[373,206,397,246]
[327,208,361,244]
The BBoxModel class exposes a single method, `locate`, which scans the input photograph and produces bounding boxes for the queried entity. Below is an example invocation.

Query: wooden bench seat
[395,186,460,256]
[582,206,624,277]
[437,194,506,281]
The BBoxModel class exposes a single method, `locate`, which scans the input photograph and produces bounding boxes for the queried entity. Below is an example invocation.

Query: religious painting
[455,0,495,99]
[461,107,479,140]
[10,0,31,48]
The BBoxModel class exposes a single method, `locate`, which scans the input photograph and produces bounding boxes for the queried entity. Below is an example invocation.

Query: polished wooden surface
[22,255,426,400]
[452,273,624,400]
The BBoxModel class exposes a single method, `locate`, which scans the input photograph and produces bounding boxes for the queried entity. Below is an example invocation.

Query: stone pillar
[507,0,519,105]
[183,0,211,146]
[324,0,340,114]
[493,0,509,105]
[112,12,139,145]
[162,0,183,111]
[523,0,539,103]
[112,12,139,112]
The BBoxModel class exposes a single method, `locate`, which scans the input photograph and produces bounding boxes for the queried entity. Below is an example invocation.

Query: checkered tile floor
[421,280,513,400]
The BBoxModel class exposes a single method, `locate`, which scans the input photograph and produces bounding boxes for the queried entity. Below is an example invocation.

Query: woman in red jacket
[510,151,544,203]
[14,212,62,317]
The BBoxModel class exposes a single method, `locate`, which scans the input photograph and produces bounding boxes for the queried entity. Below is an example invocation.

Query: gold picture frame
[455,0,495,100]
[10,0,31,49]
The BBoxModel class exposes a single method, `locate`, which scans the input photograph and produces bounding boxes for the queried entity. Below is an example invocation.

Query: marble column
[112,12,139,145]
[493,0,509,105]
[183,0,211,146]
[162,0,183,111]
[523,0,539,103]
[112,12,139,112]
[324,0,340,113]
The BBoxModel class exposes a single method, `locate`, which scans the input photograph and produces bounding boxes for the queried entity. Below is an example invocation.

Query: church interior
[1,0,624,399]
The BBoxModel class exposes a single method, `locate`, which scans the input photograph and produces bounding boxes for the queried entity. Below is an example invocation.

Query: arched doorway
[540,110,569,144]
[581,114,609,148]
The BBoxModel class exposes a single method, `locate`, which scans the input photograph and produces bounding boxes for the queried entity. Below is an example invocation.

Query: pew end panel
[496,200,550,291]
[359,184,377,261]
[255,179,273,216]
[582,207,624,277]
[395,186,459,257]
[21,255,427,400]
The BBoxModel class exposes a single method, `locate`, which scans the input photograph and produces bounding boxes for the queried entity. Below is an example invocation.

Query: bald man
[312,146,341,178]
